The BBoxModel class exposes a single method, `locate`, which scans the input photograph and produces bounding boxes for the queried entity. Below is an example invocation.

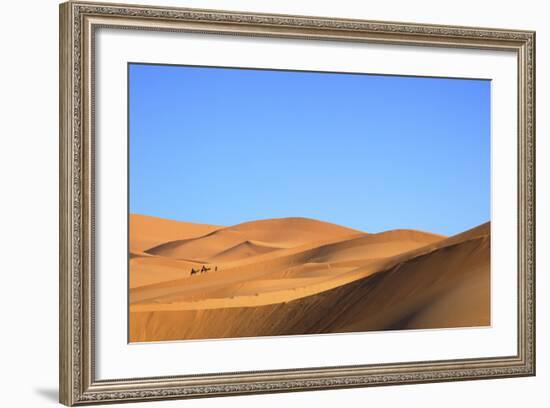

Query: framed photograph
[59,1,536,405]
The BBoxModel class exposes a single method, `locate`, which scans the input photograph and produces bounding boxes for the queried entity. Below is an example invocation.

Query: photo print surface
[128,63,491,343]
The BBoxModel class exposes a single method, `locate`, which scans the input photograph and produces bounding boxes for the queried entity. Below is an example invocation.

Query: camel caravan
[190,265,218,276]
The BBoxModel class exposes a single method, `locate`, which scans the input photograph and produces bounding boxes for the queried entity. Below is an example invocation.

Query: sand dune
[208,240,285,263]
[129,215,490,342]
[145,217,362,260]
[130,214,220,255]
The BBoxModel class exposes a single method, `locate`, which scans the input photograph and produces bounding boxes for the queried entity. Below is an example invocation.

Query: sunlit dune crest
[129,214,490,342]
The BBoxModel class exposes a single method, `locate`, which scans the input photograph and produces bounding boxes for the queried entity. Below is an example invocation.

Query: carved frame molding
[59,1,535,405]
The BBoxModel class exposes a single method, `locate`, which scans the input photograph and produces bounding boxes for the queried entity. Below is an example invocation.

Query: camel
[191,265,215,276]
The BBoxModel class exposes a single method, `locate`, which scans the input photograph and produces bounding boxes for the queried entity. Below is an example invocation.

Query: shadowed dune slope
[129,216,489,342]
[145,217,364,260]
[208,240,285,263]
[130,214,221,255]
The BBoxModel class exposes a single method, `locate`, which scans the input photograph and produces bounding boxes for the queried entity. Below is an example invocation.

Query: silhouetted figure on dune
[191,265,215,276]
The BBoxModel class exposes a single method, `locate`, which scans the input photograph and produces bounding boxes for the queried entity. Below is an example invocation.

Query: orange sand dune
[145,217,362,260]
[130,214,221,255]
[129,215,490,342]
[208,240,285,263]
[129,227,443,305]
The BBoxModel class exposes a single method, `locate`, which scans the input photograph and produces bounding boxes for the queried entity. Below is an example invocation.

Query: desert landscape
[129,214,490,342]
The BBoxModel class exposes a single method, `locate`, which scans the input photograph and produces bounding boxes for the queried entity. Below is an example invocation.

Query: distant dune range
[129,214,490,342]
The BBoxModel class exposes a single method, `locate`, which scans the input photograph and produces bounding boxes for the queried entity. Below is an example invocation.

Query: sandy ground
[129,214,490,342]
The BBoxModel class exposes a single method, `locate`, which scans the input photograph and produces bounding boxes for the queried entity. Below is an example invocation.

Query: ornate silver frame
[59,1,536,405]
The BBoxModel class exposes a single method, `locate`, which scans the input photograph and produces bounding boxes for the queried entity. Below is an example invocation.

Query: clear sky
[129,63,490,236]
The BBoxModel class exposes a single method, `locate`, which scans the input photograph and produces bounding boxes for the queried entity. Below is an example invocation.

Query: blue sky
[129,63,490,236]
